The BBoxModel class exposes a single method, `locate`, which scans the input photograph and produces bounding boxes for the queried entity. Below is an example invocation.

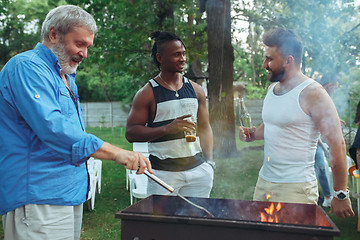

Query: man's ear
[156,52,162,64]
[48,27,58,44]
[287,55,294,64]
[284,55,294,66]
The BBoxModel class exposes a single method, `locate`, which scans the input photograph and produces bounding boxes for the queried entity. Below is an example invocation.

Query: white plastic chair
[86,157,102,210]
[347,157,360,231]
[129,172,148,205]
[127,142,149,204]
[325,154,357,197]
[95,159,102,194]
[126,142,149,190]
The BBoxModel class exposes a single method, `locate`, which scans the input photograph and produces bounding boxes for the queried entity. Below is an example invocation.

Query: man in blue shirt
[0,5,152,239]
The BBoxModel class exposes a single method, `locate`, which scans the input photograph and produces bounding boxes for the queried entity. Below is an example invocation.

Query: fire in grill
[115,195,340,240]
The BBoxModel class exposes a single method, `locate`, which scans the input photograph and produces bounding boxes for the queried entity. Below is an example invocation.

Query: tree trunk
[156,0,175,31]
[249,24,257,86]
[206,0,237,157]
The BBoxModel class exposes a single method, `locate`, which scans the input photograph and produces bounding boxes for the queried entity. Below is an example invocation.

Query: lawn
[0,127,359,239]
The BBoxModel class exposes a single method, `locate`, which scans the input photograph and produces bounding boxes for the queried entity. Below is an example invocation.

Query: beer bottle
[239,97,252,128]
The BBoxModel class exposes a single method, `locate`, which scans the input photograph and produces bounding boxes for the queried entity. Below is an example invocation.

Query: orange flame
[260,195,282,223]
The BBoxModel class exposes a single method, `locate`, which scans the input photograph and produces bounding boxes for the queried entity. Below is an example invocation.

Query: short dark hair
[150,31,186,70]
[263,28,303,65]
[320,72,338,86]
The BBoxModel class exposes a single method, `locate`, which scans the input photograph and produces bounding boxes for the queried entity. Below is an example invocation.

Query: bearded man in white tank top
[238,28,354,219]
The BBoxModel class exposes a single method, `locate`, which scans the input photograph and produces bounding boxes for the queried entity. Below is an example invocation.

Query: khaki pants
[147,162,214,197]
[2,204,83,240]
[253,177,318,204]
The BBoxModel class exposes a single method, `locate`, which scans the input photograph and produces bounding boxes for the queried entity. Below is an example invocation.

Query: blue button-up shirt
[0,43,104,215]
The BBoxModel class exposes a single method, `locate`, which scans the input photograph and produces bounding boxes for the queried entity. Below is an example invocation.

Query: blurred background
[1,0,360,156]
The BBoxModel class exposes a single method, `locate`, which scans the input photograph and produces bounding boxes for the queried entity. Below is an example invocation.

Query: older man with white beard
[0,5,152,240]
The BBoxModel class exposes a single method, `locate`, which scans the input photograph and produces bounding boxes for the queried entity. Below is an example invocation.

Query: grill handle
[144,169,175,193]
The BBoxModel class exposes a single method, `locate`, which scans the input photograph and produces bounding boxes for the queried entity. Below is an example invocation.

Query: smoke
[211,142,263,201]
[332,80,351,119]
[273,1,360,148]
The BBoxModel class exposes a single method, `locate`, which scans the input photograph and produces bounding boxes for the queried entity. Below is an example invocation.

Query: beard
[51,41,83,75]
[267,66,285,83]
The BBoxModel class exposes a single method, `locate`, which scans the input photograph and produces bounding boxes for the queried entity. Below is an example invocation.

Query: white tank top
[259,79,320,183]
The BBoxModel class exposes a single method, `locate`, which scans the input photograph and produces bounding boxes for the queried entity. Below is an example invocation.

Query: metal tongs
[143,169,214,217]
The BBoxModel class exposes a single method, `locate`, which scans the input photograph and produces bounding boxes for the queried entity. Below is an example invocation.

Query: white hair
[41,5,97,42]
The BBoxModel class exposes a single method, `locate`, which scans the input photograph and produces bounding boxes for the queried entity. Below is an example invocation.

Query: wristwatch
[206,160,216,170]
[333,189,350,200]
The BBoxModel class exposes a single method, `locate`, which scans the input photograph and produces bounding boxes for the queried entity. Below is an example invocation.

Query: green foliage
[244,82,267,99]
[233,45,252,81]
[65,0,207,102]
[274,0,359,76]
[233,44,268,98]
[0,0,64,68]
[332,67,360,127]
[68,0,158,102]
[232,0,360,100]
[2,0,360,103]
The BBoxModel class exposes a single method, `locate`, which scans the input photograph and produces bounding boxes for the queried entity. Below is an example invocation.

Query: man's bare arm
[303,83,354,218]
[192,82,213,161]
[90,142,153,174]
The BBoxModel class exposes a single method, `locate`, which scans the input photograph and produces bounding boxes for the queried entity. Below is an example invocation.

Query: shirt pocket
[59,87,74,117]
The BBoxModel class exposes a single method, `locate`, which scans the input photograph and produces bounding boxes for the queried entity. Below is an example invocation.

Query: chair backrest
[132,174,148,197]
[346,155,354,170]
[128,142,150,204]
[133,142,149,158]
[87,157,95,173]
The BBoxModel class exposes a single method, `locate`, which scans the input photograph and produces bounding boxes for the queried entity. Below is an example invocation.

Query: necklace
[158,74,180,97]
[60,74,78,109]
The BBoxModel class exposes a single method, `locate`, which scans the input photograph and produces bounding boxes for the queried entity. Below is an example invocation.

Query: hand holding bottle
[239,126,256,142]
[239,98,255,141]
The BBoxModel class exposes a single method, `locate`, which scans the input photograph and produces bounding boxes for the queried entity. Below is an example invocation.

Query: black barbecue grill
[116,195,340,240]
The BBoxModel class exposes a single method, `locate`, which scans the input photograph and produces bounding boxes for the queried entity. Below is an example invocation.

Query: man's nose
[180,54,186,61]
[262,59,267,69]
[80,48,88,59]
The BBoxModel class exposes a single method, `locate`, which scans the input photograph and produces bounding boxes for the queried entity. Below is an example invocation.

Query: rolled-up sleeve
[72,134,104,164]
[8,55,103,165]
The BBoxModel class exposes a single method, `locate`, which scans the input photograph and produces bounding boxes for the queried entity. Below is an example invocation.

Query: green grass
[211,144,264,200]
[0,127,359,239]
[81,127,131,239]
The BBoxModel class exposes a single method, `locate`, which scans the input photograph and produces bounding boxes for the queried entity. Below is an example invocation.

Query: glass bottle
[239,97,252,128]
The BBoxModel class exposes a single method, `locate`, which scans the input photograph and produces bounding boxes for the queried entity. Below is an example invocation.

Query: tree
[255,0,360,121]
[231,0,360,100]
[182,0,208,84]
[69,0,204,102]
[0,0,60,68]
[2,0,360,123]
[232,0,274,96]
[206,0,237,157]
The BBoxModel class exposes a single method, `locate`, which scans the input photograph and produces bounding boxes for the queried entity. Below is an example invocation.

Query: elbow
[126,137,134,143]
[125,130,134,143]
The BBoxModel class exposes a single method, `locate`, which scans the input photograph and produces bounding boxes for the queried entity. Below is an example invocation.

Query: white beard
[51,42,83,75]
